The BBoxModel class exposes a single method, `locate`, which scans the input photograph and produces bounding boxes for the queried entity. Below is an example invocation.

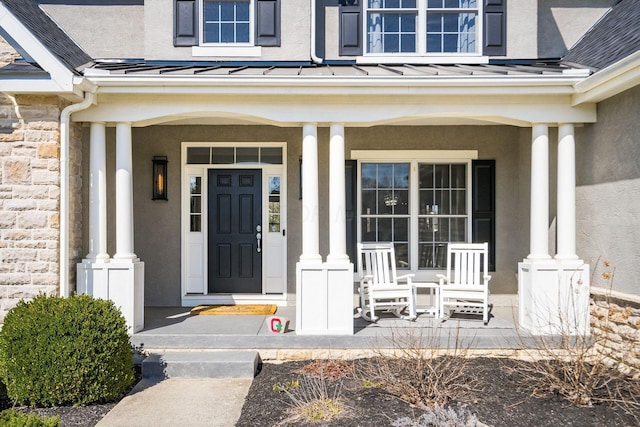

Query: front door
[208,169,262,293]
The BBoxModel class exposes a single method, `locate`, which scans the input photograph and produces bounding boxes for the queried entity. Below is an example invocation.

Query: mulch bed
[1,358,637,426]
[236,358,639,427]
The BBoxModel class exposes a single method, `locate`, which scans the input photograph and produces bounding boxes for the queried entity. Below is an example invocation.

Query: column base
[326,254,350,264]
[298,254,323,265]
[296,262,354,335]
[77,259,145,333]
[518,260,590,336]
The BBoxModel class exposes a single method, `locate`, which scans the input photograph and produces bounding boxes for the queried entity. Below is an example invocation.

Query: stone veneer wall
[0,93,83,321]
[590,293,640,378]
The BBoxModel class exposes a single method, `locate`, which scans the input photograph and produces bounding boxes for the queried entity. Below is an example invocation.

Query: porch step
[142,351,260,380]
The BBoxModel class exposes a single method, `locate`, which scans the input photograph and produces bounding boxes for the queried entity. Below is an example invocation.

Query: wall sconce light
[152,156,168,201]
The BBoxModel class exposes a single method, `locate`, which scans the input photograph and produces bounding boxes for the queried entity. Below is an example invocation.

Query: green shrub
[0,294,135,406]
[0,409,60,427]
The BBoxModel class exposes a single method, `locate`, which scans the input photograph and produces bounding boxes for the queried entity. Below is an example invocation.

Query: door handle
[256,225,262,253]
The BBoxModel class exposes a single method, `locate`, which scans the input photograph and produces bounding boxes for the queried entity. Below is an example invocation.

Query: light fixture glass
[152,156,168,201]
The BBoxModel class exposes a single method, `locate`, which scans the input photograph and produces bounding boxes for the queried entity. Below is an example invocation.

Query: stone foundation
[0,94,83,322]
[590,291,640,378]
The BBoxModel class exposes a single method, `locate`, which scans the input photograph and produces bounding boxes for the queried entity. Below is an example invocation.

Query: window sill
[192,45,262,57]
[356,55,489,65]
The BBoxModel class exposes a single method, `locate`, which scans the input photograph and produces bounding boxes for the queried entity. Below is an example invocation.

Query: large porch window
[355,151,475,272]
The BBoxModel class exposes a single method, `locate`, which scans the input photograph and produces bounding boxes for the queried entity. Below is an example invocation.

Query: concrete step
[142,351,260,380]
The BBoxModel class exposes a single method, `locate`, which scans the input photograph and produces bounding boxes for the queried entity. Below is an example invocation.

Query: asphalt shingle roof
[0,0,92,74]
[562,0,640,71]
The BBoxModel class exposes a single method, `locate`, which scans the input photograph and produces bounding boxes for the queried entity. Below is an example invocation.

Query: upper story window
[202,0,252,44]
[174,0,280,53]
[365,0,480,56]
[339,0,505,61]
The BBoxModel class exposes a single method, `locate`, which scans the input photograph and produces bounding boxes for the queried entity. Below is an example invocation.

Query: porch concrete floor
[131,295,533,358]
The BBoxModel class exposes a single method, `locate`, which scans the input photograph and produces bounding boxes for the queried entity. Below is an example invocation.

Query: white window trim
[351,150,478,161]
[192,45,262,57]
[352,150,478,281]
[361,0,486,63]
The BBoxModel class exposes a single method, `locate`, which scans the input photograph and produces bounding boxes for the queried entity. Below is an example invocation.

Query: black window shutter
[472,160,495,271]
[174,0,198,47]
[339,2,363,56]
[256,0,281,46]
[483,0,506,56]
[345,160,357,268]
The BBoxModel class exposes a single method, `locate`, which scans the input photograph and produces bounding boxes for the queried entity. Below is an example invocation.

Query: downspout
[59,91,95,298]
[310,0,323,64]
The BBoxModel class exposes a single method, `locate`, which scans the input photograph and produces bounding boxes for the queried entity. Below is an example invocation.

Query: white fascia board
[86,74,586,97]
[73,90,596,126]
[572,51,640,106]
[0,5,76,93]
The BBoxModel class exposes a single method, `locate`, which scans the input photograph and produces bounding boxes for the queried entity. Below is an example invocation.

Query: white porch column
[518,123,589,336]
[296,123,353,335]
[78,122,144,333]
[327,123,349,263]
[86,122,109,262]
[528,124,551,260]
[299,123,322,264]
[113,122,137,261]
[556,123,579,261]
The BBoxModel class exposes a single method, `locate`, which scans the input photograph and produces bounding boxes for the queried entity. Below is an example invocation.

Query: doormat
[190,304,277,316]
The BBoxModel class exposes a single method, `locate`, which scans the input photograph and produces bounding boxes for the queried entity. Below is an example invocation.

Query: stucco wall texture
[576,85,640,297]
[42,1,612,62]
[82,124,532,307]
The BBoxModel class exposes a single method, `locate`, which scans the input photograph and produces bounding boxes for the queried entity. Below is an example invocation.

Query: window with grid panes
[365,0,480,55]
[360,161,468,270]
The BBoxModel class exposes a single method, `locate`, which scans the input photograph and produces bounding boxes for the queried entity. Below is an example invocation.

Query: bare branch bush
[510,259,640,418]
[355,326,478,408]
[275,360,351,425]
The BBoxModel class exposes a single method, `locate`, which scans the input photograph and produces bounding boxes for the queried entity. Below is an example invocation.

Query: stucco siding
[144,0,309,62]
[82,124,531,306]
[41,4,145,59]
[537,0,614,59]
[576,85,640,297]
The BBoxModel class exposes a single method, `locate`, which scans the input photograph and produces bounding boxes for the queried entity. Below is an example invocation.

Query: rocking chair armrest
[483,274,492,282]
[436,273,448,285]
[360,274,374,284]
[395,273,415,284]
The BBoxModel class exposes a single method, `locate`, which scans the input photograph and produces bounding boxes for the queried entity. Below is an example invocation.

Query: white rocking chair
[357,243,417,322]
[438,242,492,325]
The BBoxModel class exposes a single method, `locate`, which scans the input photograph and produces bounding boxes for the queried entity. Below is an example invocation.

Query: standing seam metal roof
[88,61,581,78]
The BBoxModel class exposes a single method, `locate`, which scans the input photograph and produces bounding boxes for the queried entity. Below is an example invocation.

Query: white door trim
[180,142,288,306]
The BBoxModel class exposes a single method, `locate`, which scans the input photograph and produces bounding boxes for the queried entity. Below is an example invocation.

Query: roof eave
[84,74,589,97]
[572,50,640,105]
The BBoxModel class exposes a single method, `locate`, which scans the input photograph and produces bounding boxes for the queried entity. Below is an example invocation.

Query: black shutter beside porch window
[472,159,496,271]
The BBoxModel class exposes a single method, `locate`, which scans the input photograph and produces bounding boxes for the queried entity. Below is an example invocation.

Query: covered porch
[131,294,523,360]
[70,62,596,337]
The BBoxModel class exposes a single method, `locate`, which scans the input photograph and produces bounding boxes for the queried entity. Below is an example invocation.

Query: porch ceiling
[75,61,597,127]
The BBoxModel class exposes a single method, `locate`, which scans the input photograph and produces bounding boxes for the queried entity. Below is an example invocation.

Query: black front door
[208,169,262,293]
